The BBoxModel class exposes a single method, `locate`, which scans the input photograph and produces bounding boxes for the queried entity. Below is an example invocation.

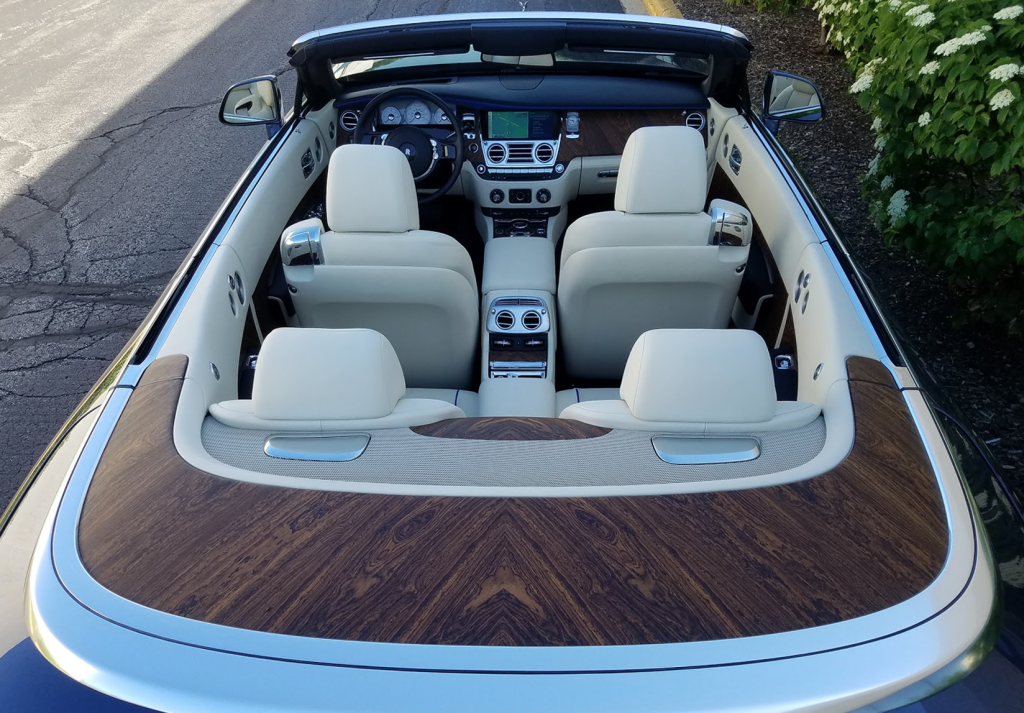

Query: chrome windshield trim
[291,12,750,52]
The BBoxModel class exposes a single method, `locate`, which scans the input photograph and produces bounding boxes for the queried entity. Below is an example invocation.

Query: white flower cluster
[991,88,1016,109]
[994,5,1023,20]
[918,111,932,126]
[935,30,989,56]
[851,58,883,93]
[875,135,887,150]
[888,0,904,9]
[990,63,1021,81]
[888,189,910,223]
[872,116,883,131]
[881,175,894,189]
[905,3,929,16]
[920,60,941,75]
[867,154,880,176]
[912,11,936,25]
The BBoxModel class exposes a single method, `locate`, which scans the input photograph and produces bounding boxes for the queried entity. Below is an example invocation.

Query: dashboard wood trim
[77,355,948,647]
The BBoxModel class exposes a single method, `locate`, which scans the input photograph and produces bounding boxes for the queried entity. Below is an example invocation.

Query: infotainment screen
[487,111,557,140]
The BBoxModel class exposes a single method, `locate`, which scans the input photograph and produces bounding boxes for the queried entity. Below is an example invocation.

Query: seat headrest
[253,328,406,421]
[326,144,420,234]
[614,126,707,215]
[620,329,777,424]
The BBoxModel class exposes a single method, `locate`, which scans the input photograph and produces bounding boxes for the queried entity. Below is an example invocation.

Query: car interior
[157,60,878,494]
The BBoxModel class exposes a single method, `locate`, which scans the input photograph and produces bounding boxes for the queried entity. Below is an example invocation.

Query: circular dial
[432,107,451,125]
[380,106,403,126]
[404,100,431,125]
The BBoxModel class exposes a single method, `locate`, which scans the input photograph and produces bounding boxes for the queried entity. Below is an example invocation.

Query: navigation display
[487,111,557,140]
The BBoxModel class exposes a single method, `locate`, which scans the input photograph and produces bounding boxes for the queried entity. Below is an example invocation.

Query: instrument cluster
[376,98,452,127]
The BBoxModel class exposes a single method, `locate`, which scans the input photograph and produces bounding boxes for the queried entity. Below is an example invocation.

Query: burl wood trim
[557,110,699,162]
[847,356,899,388]
[78,356,947,647]
[411,417,610,441]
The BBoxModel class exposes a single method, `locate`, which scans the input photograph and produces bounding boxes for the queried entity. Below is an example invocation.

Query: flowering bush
[817,0,1024,330]
[725,0,812,13]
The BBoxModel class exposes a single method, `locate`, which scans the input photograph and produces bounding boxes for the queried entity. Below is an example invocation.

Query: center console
[477,237,558,417]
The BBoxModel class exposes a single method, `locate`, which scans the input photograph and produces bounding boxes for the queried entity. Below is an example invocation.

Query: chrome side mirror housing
[762,70,825,134]
[708,199,753,247]
[280,220,324,267]
[220,76,282,137]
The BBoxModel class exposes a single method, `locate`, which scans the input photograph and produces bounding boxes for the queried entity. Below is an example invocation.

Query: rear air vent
[684,112,706,132]
[535,143,554,163]
[521,311,542,330]
[340,110,359,132]
[487,144,507,163]
[495,310,515,330]
[506,143,535,163]
[493,297,542,307]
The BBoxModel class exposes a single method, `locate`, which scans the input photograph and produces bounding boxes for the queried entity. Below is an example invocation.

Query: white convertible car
[2,12,1024,713]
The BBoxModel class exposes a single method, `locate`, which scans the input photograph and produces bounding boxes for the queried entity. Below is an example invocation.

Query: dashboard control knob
[476,164,487,175]
[554,163,565,174]
[490,189,505,204]
[537,189,551,204]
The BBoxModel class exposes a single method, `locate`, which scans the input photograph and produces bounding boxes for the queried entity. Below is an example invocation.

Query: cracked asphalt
[0,0,625,509]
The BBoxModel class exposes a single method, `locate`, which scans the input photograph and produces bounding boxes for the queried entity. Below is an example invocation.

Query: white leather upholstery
[557,126,750,380]
[555,387,621,416]
[209,328,465,430]
[559,329,821,433]
[406,388,479,417]
[482,237,556,295]
[478,379,556,417]
[327,144,420,233]
[284,144,479,389]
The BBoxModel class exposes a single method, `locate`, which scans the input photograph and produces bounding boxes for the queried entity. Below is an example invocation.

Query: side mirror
[762,71,825,134]
[220,76,282,136]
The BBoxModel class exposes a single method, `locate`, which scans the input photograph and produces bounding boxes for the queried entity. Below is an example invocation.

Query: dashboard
[343,98,454,128]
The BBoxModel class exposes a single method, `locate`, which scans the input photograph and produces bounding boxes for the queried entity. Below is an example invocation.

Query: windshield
[335,49,711,80]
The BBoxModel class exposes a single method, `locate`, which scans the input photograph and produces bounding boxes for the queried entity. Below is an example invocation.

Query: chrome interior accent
[489,361,546,378]
[729,144,743,175]
[280,223,323,266]
[486,297,550,333]
[481,136,562,173]
[652,436,761,465]
[264,434,370,462]
[709,203,753,247]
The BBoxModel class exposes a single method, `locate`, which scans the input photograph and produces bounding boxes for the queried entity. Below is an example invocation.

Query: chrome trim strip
[652,436,760,465]
[264,434,370,462]
[291,12,750,51]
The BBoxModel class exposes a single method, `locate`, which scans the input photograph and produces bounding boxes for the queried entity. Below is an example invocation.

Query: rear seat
[210,328,468,430]
[558,329,820,433]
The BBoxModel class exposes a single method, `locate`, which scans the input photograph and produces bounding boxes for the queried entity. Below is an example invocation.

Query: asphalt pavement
[0,0,629,510]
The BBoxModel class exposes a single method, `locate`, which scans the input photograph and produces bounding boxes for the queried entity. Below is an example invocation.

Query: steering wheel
[352,88,465,204]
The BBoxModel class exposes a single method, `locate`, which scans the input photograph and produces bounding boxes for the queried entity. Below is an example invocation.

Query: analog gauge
[432,107,451,125]
[405,100,431,125]
[380,106,403,126]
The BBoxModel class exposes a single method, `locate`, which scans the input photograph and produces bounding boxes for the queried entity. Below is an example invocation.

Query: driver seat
[281,144,479,389]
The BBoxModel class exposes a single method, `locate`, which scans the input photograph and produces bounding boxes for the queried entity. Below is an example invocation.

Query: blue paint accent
[0,639,155,712]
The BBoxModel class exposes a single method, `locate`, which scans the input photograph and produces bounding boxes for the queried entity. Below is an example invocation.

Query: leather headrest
[614,126,707,215]
[253,328,406,421]
[620,329,777,423]
[326,144,420,233]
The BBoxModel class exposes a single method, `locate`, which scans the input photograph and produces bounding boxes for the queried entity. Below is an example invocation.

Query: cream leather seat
[210,328,467,431]
[281,144,478,389]
[559,329,820,432]
[557,126,751,380]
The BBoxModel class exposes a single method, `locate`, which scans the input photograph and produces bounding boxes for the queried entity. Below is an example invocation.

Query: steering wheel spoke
[351,88,465,204]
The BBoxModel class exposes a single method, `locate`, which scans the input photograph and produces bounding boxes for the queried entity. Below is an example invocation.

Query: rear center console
[477,237,558,417]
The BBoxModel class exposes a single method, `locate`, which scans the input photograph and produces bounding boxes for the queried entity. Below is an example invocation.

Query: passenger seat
[557,126,752,380]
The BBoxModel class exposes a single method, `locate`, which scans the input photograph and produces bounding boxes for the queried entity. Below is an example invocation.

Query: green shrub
[817,0,1024,331]
[725,0,812,14]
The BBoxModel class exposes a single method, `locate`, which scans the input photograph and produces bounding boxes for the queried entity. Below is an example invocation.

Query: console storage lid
[482,236,556,294]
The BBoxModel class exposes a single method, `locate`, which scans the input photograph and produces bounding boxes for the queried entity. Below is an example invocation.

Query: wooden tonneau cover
[78,355,947,647]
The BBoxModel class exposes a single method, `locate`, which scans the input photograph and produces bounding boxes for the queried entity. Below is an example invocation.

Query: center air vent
[521,310,542,330]
[685,112,706,132]
[340,110,359,132]
[506,143,535,163]
[495,310,515,330]
[534,143,554,163]
[487,144,507,163]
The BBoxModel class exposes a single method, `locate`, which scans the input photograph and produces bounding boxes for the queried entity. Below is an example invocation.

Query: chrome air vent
[495,310,516,330]
[684,111,706,132]
[487,143,507,163]
[493,297,542,307]
[506,143,535,163]
[340,110,359,132]
[534,143,554,163]
[521,310,542,330]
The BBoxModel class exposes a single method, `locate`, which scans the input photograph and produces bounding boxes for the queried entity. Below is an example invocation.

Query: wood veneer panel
[556,110,694,162]
[847,355,899,388]
[79,357,947,646]
[411,417,610,441]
